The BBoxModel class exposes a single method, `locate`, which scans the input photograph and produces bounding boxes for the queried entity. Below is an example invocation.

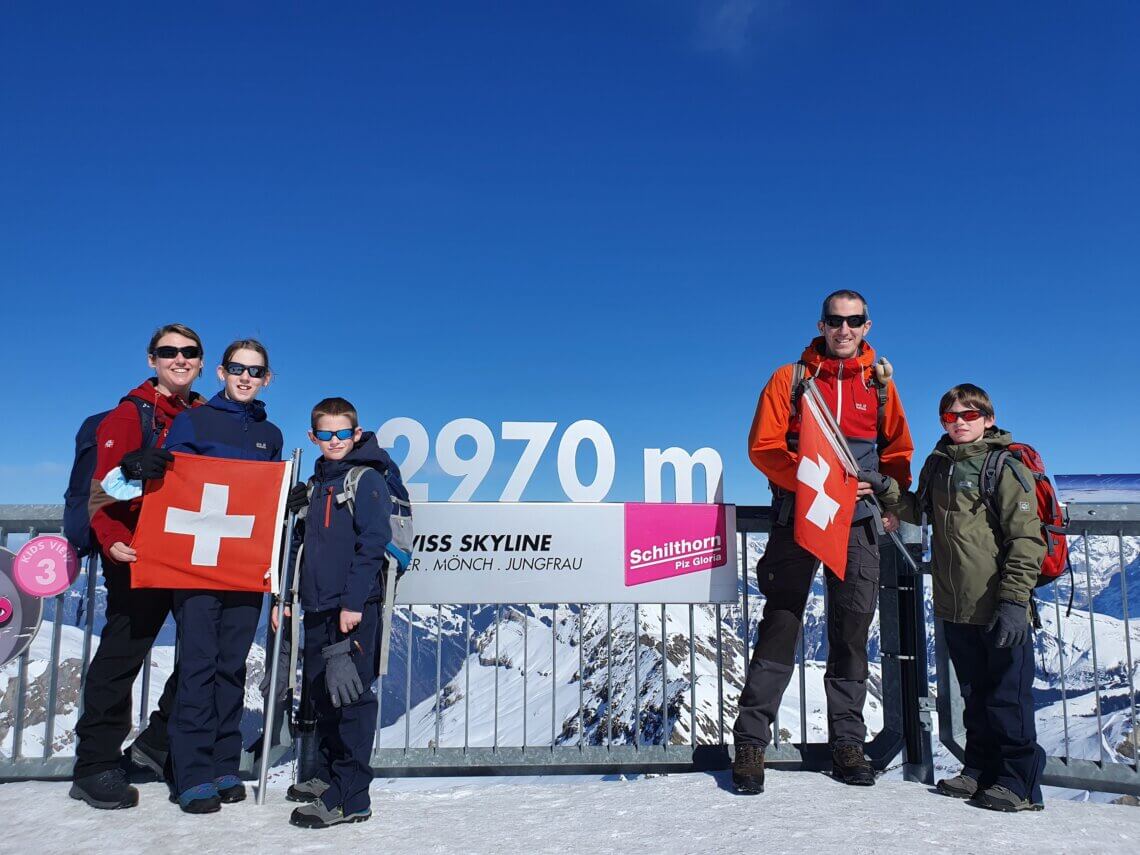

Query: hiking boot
[936,772,979,799]
[173,783,222,814]
[289,801,371,829]
[287,777,331,804]
[831,744,875,786]
[127,730,168,780]
[731,743,765,794]
[69,769,139,810]
[974,785,1044,812]
[214,775,246,804]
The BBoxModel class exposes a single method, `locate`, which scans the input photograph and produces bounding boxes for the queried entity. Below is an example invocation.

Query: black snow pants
[733,518,880,750]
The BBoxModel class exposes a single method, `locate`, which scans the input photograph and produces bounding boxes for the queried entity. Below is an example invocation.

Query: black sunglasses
[823,314,868,329]
[152,345,202,360]
[224,361,268,379]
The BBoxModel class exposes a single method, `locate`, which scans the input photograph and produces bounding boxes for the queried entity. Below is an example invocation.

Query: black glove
[260,628,292,703]
[322,638,364,708]
[286,483,309,515]
[857,468,892,496]
[119,447,174,481]
[987,600,1029,648]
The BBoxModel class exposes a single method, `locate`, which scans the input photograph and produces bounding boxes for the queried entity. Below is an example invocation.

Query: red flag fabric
[793,394,858,579]
[131,452,291,592]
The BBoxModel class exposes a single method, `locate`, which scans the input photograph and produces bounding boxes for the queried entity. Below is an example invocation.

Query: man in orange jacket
[731,290,913,794]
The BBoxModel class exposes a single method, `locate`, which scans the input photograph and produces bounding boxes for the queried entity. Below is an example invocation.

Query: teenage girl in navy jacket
[163,339,283,813]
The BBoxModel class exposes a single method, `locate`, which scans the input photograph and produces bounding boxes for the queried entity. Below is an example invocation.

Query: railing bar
[523,605,529,751]
[1117,532,1138,769]
[405,608,413,752]
[661,603,668,751]
[1083,533,1106,764]
[1053,568,1071,764]
[494,604,501,752]
[688,605,696,747]
[798,623,808,745]
[551,604,558,749]
[464,604,471,753]
[633,603,640,750]
[715,603,725,744]
[578,605,585,748]
[606,604,613,748]
[139,649,153,729]
[435,603,442,751]
[12,649,30,759]
[43,597,65,758]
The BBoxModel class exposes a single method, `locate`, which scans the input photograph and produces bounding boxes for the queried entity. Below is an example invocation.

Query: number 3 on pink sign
[13,535,80,598]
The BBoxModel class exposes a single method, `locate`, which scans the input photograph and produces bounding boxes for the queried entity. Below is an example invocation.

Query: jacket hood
[126,378,201,421]
[799,337,879,381]
[933,428,1013,462]
[205,391,268,422]
[313,431,395,481]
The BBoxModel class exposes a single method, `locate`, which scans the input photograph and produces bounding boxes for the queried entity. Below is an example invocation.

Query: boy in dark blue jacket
[286,396,393,829]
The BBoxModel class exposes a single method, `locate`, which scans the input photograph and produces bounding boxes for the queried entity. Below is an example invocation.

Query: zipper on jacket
[943,462,960,621]
[324,486,333,528]
[836,362,843,428]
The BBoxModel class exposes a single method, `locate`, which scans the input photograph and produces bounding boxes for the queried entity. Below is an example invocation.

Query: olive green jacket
[881,430,1045,625]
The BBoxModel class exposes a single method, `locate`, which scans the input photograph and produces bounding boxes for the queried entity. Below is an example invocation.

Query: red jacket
[88,379,202,555]
[747,338,914,494]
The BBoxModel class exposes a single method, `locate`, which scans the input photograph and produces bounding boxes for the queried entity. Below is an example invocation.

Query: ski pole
[801,378,919,574]
[256,447,302,805]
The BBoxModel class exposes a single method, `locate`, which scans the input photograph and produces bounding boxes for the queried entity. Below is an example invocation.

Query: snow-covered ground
[2,771,1138,855]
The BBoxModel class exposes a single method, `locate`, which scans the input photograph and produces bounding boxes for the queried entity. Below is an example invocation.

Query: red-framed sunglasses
[940,409,984,425]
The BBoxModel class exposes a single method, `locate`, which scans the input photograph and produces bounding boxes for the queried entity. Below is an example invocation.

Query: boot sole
[936,786,976,800]
[290,811,371,829]
[732,783,764,794]
[69,784,139,810]
[974,797,1044,812]
[832,771,876,787]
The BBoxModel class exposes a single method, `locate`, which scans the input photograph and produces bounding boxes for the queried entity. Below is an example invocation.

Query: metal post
[551,604,558,749]
[43,596,65,758]
[661,603,668,751]
[578,605,585,748]
[689,605,696,747]
[1053,573,1071,763]
[494,604,501,751]
[715,603,725,744]
[1117,532,1138,765]
[80,553,99,677]
[1083,533,1106,763]
[464,604,471,753]
[606,604,613,747]
[435,603,442,750]
[255,448,302,805]
[523,605,529,750]
[404,610,413,751]
[633,603,641,749]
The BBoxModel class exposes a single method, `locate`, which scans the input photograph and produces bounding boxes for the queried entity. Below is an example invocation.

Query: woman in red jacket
[70,323,205,811]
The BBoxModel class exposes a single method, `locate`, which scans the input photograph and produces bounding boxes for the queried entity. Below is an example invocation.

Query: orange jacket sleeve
[877,381,914,490]
[747,364,799,493]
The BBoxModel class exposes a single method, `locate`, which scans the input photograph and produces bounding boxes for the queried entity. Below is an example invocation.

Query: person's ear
[984,415,996,430]
[308,430,319,446]
[216,365,226,384]
[817,319,826,336]
[261,370,272,389]
[863,318,872,336]
[353,426,363,442]
[147,353,157,371]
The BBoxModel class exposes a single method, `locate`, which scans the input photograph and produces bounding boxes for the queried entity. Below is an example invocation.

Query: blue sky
[2,2,1137,505]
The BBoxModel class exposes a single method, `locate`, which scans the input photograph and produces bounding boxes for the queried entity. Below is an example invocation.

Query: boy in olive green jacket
[861,383,1046,812]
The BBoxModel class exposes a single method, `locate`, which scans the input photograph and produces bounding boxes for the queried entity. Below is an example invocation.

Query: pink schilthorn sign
[13,535,80,598]
[624,503,728,587]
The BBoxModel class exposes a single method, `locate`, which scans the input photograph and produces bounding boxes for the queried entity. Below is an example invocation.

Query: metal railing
[4,501,1136,798]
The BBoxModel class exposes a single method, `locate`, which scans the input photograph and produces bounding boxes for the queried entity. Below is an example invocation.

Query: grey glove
[260,629,292,702]
[322,638,363,708]
[987,600,1029,648]
[857,468,892,496]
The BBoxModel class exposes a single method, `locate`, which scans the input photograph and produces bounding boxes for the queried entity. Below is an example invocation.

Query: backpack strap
[123,396,160,449]
[979,449,1032,521]
[336,466,371,517]
[788,361,807,422]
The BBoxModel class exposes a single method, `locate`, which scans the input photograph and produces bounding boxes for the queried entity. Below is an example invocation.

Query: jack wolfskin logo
[256,442,267,450]
[104,440,114,448]
[957,480,975,489]
[1019,501,1030,511]
[854,402,868,411]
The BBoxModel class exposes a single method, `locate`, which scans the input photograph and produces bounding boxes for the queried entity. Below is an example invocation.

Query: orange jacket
[747,338,913,494]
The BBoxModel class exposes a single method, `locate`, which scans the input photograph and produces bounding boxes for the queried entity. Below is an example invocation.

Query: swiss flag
[793,393,858,579]
[131,452,292,592]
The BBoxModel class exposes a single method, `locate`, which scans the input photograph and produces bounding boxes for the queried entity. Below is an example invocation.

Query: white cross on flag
[793,390,858,578]
[131,452,292,593]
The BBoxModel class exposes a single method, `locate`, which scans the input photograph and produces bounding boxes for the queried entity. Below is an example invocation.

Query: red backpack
[979,442,1071,588]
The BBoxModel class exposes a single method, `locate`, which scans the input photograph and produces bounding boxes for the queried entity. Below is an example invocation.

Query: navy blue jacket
[164,393,283,462]
[294,433,394,613]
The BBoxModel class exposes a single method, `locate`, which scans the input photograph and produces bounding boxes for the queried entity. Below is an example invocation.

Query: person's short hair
[820,290,870,320]
[221,338,271,371]
[311,396,359,430]
[939,383,995,419]
[148,323,204,356]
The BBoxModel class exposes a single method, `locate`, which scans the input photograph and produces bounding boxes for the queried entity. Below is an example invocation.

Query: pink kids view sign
[624,503,728,587]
